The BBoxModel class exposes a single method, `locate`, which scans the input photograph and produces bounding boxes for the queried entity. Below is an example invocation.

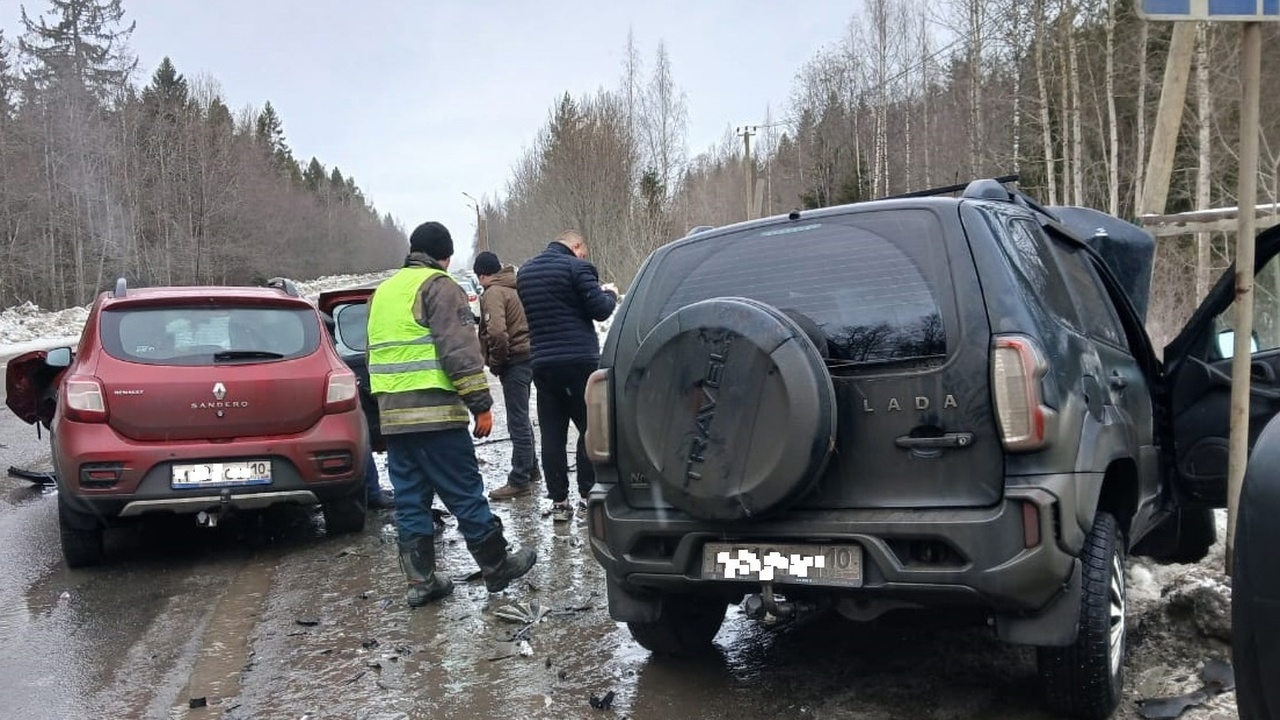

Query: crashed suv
[5,278,370,568]
[584,179,1280,719]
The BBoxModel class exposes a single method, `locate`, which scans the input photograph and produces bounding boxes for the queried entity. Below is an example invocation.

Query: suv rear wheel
[628,593,728,657]
[1036,511,1125,720]
[58,496,105,568]
[322,492,367,535]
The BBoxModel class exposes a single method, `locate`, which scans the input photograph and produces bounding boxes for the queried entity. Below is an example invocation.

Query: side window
[1048,238,1128,348]
[1211,254,1280,358]
[334,302,370,353]
[994,217,1080,331]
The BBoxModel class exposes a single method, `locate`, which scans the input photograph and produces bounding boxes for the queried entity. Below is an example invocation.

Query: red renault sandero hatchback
[5,278,369,567]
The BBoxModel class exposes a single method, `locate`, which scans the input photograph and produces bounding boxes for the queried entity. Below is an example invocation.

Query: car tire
[622,297,837,521]
[58,497,105,568]
[322,492,367,535]
[1036,511,1125,720]
[1234,427,1280,720]
[627,593,728,658]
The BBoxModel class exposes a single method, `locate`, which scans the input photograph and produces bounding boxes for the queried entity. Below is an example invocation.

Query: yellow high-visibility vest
[367,267,455,395]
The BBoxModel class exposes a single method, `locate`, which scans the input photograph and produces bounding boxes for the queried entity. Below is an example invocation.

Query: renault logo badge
[212,382,227,401]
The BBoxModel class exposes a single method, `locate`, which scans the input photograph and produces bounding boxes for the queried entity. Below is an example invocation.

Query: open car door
[4,347,73,429]
[1164,226,1280,506]
[317,287,381,451]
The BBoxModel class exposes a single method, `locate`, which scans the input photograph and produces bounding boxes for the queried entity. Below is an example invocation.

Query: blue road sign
[1140,0,1280,20]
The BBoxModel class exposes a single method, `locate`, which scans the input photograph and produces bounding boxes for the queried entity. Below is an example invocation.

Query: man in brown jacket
[473,251,540,499]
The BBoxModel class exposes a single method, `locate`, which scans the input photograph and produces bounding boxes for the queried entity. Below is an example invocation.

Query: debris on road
[588,690,615,710]
[188,697,207,709]
[295,618,320,627]
[8,465,56,485]
[493,600,548,625]
[1135,659,1235,719]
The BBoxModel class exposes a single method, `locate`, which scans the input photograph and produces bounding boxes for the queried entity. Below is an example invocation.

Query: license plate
[701,542,863,587]
[172,460,272,488]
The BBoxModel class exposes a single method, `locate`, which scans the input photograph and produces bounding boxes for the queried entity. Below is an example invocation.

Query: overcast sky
[4,1,863,265]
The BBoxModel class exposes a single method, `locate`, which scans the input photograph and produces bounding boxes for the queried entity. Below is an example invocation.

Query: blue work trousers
[384,428,495,544]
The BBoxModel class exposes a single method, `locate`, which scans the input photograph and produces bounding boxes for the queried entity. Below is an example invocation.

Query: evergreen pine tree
[19,0,136,100]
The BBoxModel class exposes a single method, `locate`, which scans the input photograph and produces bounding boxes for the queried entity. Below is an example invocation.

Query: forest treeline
[481,1,1280,344]
[0,0,406,309]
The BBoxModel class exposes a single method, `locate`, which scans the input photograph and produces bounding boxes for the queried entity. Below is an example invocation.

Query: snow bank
[0,272,391,356]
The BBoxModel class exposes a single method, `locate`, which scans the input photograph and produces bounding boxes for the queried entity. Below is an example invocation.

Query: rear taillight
[991,335,1055,452]
[64,376,107,423]
[325,370,359,413]
[584,369,612,464]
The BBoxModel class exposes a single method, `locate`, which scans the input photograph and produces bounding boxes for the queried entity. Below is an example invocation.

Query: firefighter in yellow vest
[367,221,536,607]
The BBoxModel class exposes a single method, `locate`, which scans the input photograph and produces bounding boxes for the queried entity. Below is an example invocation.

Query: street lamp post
[462,192,488,254]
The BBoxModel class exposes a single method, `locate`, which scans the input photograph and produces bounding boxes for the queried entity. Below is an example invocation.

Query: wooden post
[1139,21,1197,216]
[1227,21,1262,574]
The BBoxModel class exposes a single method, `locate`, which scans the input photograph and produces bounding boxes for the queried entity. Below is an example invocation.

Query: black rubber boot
[467,529,537,593]
[398,536,454,607]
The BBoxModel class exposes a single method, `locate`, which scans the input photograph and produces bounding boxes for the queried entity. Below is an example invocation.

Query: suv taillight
[64,376,107,423]
[584,369,612,464]
[325,370,359,413]
[991,335,1056,452]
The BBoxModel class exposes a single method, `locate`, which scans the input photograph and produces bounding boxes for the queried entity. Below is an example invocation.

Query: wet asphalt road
[0,362,1185,720]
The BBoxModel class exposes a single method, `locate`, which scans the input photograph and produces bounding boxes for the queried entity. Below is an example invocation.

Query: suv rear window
[100,306,322,365]
[651,210,950,365]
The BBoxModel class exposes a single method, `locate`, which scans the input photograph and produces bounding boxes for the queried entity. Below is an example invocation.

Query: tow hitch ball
[744,583,796,621]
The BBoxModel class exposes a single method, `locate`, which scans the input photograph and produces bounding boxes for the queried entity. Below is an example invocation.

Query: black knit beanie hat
[409,221,454,260]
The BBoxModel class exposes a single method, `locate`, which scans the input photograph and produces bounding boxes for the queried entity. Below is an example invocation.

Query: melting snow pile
[1124,510,1235,718]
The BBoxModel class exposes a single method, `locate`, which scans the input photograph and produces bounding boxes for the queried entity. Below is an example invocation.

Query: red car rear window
[99,306,322,365]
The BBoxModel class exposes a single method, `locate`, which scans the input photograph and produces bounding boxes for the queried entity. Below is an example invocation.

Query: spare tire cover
[623,297,837,521]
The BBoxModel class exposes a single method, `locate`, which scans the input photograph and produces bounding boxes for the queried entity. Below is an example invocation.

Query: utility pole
[462,192,487,253]
[1139,21,1196,216]
[737,126,756,220]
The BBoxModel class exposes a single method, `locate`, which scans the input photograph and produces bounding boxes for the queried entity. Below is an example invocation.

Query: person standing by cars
[473,251,541,500]
[367,221,536,607]
[516,230,618,522]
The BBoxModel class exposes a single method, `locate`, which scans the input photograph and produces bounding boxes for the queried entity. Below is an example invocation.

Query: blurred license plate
[172,460,272,488]
[701,542,863,587]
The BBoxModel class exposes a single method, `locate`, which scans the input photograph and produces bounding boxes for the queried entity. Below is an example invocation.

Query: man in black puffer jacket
[517,230,618,522]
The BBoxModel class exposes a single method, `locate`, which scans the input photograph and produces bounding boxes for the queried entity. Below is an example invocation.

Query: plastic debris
[589,691,616,710]
[493,600,548,625]
[1135,659,1236,719]
[188,697,207,709]
[295,618,320,627]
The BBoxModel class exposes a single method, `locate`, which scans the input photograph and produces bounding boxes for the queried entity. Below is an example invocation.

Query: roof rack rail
[881,174,1020,201]
[266,277,301,298]
[112,277,127,298]
[686,225,716,236]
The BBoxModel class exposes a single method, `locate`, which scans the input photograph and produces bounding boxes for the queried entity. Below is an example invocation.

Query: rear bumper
[588,476,1083,615]
[52,411,368,520]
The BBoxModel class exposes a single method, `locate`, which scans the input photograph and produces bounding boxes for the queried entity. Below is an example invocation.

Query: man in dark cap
[516,230,618,523]
[366,221,537,606]
[473,251,540,500]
